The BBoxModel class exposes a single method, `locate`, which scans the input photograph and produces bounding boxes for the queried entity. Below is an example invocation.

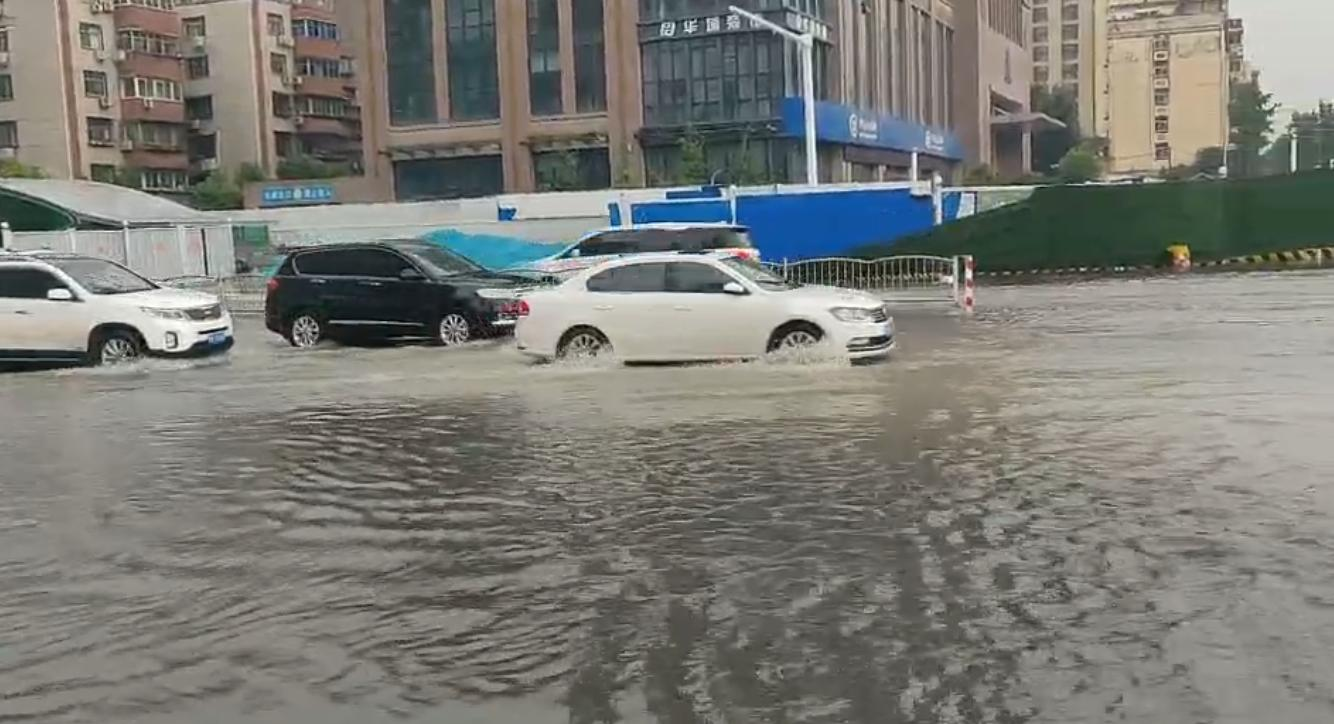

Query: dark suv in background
[264,241,529,348]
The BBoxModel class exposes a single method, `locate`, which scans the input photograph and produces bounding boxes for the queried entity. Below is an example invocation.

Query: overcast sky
[1230,0,1332,115]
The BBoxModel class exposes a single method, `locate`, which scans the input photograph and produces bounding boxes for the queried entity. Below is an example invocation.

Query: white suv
[0,251,234,366]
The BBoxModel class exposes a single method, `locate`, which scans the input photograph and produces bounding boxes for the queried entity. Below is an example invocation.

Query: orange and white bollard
[962,255,976,314]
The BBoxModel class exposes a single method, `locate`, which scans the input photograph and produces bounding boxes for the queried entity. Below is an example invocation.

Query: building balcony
[113,5,181,36]
[295,115,358,138]
[291,0,337,22]
[117,51,183,81]
[294,74,348,98]
[294,36,341,60]
[121,98,185,124]
[123,147,189,171]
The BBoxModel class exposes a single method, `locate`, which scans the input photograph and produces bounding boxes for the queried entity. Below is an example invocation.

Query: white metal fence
[1,223,238,280]
[764,255,968,306]
[166,274,269,314]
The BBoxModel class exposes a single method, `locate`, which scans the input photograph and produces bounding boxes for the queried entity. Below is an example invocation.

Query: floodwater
[3,272,1334,724]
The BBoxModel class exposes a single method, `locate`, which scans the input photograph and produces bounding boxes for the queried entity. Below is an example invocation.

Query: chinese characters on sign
[260,184,336,207]
[651,12,830,41]
[656,13,750,39]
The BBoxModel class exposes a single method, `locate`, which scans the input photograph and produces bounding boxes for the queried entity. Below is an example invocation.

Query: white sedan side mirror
[46,288,74,302]
[722,281,748,295]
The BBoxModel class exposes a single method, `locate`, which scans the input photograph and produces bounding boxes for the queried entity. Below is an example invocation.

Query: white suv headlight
[830,307,877,323]
[141,307,190,320]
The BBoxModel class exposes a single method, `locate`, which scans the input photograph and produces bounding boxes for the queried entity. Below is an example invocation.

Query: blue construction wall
[625,186,963,261]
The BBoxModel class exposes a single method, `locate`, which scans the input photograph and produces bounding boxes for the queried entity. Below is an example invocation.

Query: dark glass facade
[639,0,828,22]
[385,0,437,125]
[446,0,499,121]
[642,34,787,126]
[533,148,611,191]
[527,0,562,116]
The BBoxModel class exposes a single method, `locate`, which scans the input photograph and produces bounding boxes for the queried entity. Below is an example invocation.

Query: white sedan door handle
[673,305,691,312]
[593,305,613,311]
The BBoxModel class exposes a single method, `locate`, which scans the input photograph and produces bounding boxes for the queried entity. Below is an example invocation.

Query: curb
[979,248,1334,278]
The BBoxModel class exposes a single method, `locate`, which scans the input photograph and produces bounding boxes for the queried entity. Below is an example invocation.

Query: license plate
[208,332,229,345]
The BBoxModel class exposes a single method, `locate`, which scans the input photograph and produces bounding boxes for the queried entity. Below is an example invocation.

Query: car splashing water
[5,272,1334,723]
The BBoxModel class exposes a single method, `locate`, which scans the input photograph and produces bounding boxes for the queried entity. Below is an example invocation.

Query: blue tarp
[419,229,565,270]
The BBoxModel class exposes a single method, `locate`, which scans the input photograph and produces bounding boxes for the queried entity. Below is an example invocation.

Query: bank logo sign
[780,97,965,160]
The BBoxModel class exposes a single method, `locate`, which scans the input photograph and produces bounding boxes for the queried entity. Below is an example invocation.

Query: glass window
[398,244,484,276]
[573,0,606,112]
[340,249,414,278]
[80,23,104,51]
[1033,25,1048,43]
[385,0,438,125]
[1061,3,1078,20]
[90,165,117,183]
[1063,22,1078,39]
[0,121,17,148]
[1155,143,1171,161]
[533,148,611,191]
[186,95,214,120]
[140,170,187,191]
[0,28,9,52]
[270,53,287,75]
[0,269,68,299]
[643,33,784,126]
[586,263,668,293]
[117,30,178,56]
[578,227,753,255]
[527,0,562,116]
[393,155,503,201]
[87,117,115,145]
[187,56,210,79]
[267,13,285,37]
[1062,43,1078,61]
[447,0,500,121]
[294,249,358,276]
[83,71,108,97]
[0,75,11,102]
[183,17,206,38]
[1033,45,1048,63]
[48,258,156,294]
[666,262,735,293]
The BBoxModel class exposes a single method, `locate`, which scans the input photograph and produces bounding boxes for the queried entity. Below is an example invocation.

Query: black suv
[264,241,528,348]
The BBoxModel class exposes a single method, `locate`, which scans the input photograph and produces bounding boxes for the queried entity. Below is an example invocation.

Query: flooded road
[4,272,1334,723]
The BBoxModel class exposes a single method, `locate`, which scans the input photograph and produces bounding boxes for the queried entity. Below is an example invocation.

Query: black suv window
[294,248,414,278]
[0,268,68,299]
[586,263,668,292]
[666,262,735,293]
[575,228,752,257]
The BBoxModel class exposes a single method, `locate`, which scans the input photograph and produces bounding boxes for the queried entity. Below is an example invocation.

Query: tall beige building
[1030,0,1107,135]
[0,0,361,192]
[1103,0,1229,173]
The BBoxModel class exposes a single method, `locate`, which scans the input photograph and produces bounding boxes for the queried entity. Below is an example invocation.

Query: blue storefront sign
[779,97,965,161]
[260,184,336,207]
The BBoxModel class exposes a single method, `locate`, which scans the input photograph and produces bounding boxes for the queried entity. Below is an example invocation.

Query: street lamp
[728,5,818,186]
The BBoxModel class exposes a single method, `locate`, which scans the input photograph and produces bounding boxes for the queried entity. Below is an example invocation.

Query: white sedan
[515,253,895,363]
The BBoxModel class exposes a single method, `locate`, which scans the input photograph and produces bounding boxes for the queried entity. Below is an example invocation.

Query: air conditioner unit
[1153,50,1169,62]
[278,35,294,48]
[1154,106,1169,117]
[1153,78,1170,89]
[191,35,207,49]
[121,139,135,151]
[0,147,16,160]
[293,115,305,126]
[91,0,112,13]
[200,158,219,171]
[0,52,9,67]
[142,98,155,109]
[94,49,109,63]
[98,96,112,109]
[292,76,304,87]
[188,119,202,130]
[114,50,128,63]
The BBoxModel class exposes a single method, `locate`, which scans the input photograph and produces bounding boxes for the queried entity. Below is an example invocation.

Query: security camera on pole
[728,5,818,187]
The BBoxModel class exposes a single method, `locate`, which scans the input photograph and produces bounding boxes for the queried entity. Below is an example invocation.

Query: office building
[952,0,1052,177]
[175,0,363,180]
[358,0,968,201]
[0,0,361,193]
[1104,0,1229,173]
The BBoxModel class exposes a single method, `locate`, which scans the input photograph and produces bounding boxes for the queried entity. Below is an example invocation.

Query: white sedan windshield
[720,257,796,290]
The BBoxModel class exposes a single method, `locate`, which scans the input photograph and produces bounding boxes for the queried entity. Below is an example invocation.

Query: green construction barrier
[863,172,1334,270]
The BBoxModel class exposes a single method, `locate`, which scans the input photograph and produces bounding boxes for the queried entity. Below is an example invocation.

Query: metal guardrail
[161,274,268,314]
[763,255,962,303]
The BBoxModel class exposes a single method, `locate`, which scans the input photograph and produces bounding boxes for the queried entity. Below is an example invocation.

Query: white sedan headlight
[830,306,878,323]
[141,307,190,320]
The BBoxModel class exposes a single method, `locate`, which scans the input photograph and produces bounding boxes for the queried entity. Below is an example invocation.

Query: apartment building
[0,0,190,190]
[175,0,361,179]
[0,0,361,193]
[1030,0,1106,134]
[1104,0,1229,173]
[1226,17,1252,83]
